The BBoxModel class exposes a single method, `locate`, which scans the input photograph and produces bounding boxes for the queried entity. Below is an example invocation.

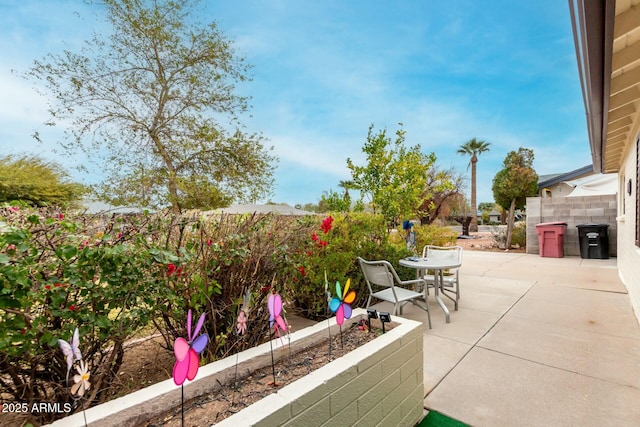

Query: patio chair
[421,245,463,310]
[358,257,431,328]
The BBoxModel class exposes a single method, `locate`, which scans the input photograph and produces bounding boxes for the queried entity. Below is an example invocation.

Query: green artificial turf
[417,410,470,427]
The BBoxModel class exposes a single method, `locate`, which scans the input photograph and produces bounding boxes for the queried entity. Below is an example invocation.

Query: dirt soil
[455,231,525,252]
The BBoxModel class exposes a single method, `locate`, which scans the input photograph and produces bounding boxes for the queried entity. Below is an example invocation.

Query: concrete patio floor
[371,251,640,427]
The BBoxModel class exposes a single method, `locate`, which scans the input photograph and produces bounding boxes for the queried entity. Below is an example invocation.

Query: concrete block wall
[218,310,424,427]
[526,195,617,256]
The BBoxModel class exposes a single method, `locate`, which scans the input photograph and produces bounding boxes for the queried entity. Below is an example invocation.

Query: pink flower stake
[173,310,209,386]
[236,311,247,335]
[267,290,289,387]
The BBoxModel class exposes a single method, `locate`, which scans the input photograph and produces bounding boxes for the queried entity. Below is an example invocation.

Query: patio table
[399,256,461,323]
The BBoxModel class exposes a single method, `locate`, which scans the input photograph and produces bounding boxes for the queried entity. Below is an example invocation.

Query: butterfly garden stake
[58,327,81,384]
[173,309,209,426]
[329,278,356,349]
[58,327,89,427]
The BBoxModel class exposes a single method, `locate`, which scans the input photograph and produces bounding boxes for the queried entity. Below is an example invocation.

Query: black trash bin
[576,224,609,259]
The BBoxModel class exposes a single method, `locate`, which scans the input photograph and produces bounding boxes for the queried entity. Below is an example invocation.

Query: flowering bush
[288,212,408,319]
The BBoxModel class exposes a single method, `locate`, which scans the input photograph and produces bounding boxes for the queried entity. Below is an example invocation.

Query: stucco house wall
[617,138,640,323]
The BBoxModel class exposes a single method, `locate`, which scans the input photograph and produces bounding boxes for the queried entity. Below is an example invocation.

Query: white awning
[564,174,617,197]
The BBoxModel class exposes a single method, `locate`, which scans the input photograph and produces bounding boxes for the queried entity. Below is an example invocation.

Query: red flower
[311,233,319,242]
[297,266,306,276]
[10,206,19,212]
[260,285,272,293]
[54,283,62,288]
[44,285,51,290]
[167,263,177,276]
[320,216,334,234]
[69,305,77,311]
[317,240,328,248]
[306,250,312,256]
[57,213,64,220]
[117,232,123,239]
[206,239,212,247]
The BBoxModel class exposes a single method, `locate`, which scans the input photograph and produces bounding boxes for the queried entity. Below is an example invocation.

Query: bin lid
[576,223,609,228]
[536,221,568,227]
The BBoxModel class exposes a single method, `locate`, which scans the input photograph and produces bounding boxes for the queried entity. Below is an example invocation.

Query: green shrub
[491,222,526,248]
[413,223,458,249]
[511,221,527,247]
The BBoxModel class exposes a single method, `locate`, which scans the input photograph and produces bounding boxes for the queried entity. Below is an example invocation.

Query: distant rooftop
[79,200,150,214]
[210,204,315,216]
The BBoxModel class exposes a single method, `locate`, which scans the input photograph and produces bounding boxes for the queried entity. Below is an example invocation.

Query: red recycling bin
[535,222,567,258]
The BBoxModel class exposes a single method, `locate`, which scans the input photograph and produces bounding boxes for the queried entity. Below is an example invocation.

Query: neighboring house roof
[537,165,594,189]
[569,0,640,173]
[212,204,314,216]
[488,210,501,216]
[537,173,564,184]
[79,200,150,214]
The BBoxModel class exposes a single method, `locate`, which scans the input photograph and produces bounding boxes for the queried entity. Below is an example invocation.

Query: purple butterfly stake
[58,327,82,383]
[173,310,209,386]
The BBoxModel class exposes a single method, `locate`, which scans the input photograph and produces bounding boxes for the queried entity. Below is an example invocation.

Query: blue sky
[0,0,591,207]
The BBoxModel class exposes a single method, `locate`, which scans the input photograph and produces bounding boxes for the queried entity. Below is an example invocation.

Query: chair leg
[366,295,372,309]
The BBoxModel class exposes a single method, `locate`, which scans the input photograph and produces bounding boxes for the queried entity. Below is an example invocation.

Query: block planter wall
[526,195,617,256]
[49,309,424,427]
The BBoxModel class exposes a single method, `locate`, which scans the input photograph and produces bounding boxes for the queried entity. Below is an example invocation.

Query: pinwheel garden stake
[173,310,209,427]
[329,278,356,349]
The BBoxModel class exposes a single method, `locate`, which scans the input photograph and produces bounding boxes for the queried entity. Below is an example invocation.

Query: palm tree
[338,180,354,198]
[457,138,491,232]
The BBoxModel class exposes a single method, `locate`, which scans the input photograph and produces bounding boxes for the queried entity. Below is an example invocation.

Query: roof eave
[568,0,616,173]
